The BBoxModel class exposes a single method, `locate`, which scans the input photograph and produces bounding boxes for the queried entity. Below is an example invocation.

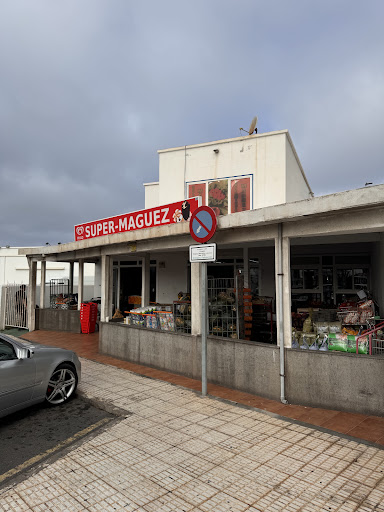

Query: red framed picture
[208,180,228,216]
[231,177,250,213]
[188,183,206,206]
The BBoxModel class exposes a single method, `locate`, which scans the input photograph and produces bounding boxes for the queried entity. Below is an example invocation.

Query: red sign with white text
[74,197,200,241]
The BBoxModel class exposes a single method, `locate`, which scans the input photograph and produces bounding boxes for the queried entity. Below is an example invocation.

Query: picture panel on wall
[188,183,206,206]
[231,177,251,213]
[208,179,228,216]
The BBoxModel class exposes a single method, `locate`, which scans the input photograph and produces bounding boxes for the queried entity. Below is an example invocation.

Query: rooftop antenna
[239,116,258,135]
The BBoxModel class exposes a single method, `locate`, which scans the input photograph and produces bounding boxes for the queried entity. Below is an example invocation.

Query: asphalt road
[0,394,114,488]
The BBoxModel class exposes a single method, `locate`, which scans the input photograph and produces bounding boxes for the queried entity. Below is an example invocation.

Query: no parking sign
[189,206,217,244]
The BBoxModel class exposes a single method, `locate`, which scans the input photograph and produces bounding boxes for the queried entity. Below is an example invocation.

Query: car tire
[45,363,78,406]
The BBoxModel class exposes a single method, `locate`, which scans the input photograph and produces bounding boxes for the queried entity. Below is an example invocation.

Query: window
[291,269,319,290]
[337,268,369,291]
[0,339,17,361]
[187,175,252,215]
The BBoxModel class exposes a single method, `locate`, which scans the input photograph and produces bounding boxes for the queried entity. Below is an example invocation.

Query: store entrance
[119,267,142,312]
[116,264,157,313]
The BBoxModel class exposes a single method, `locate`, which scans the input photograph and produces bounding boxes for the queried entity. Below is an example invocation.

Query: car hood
[17,338,76,356]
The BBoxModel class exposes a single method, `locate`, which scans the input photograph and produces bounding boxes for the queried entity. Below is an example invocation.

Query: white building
[19,129,384,416]
[0,247,95,327]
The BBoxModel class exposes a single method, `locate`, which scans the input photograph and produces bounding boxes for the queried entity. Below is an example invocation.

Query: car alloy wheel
[46,363,78,405]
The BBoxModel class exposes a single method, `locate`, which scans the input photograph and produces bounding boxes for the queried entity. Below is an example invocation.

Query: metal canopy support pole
[282,235,292,348]
[78,259,84,310]
[275,224,289,404]
[28,258,37,332]
[0,287,6,331]
[201,262,208,396]
[101,255,111,322]
[141,254,150,307]
[40,260,46,309]
[69,262,74,295]
[191,262,202,335]
[243,247,249,289]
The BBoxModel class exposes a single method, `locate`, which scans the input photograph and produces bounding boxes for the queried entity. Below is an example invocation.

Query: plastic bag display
[145,313,159,329]
[319,335,329,351]
[302,316,313,333]
[291,331,300,349]
[157,311,175,332]
[348,335,368,355]
[300,336,309,349]
[343,311,360,324]
[130,312,145,326]
[314,322,328,335]
[328,322,342,334]
[309,336,319,350]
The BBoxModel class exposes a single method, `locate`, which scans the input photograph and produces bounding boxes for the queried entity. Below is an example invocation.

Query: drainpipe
[277,223,288,404]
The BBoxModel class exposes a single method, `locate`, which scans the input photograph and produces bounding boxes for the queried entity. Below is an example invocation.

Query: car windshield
[0,339,17,360]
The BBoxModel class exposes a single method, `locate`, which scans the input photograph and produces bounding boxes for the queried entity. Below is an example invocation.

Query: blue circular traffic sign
[190,206,217,243]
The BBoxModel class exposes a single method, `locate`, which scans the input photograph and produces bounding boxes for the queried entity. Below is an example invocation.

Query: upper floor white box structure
[144,130,313,211]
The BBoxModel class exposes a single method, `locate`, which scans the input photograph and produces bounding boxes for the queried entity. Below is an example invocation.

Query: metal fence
[3,283,28,329]
[208,277,238,338]
[372,335,384,356]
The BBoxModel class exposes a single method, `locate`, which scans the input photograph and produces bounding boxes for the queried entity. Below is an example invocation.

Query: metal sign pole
[201,261,207,396]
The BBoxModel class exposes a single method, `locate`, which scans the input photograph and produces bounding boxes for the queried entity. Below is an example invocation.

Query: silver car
[0,334,81,418]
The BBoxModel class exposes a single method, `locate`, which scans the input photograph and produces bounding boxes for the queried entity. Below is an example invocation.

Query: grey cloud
[0,0,383,246]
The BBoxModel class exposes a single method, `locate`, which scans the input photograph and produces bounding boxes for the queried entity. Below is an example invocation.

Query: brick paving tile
[20,329,384,446]
[1,353,384,512]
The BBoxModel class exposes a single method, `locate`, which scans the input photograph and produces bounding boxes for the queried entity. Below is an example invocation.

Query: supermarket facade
[20,130,384,416]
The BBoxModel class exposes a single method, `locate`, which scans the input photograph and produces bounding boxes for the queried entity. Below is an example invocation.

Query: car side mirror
[18,348,34,359]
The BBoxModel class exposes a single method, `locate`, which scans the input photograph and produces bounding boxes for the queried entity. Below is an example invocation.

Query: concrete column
[275,234,292,348]
[0,286,6,331]
[377,233,384,314]
[40,260,46,309]
[28,259,37,332]
[69,262,74,294]
[282,236,292,347]
[191,262,202,334]
[141,254,150,307]
[101,255,111,322]
[243,247,249,289]
[77,259,84,310]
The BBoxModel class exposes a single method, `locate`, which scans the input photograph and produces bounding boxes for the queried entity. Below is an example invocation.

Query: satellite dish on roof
[248,116,258,135]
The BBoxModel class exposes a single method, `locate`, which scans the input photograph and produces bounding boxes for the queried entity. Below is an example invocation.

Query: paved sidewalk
[21,330,384,446]
[1,358,384,512]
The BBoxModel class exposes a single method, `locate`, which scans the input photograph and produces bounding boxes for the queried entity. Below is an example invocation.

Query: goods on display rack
[208,278,238,338]
[156,311,175,331]
[291,297,382,355]
[124,305,175,331]
[50,278,77,309]
[337,299,375,329]
[243,288,252,340]
[173,301,191,333]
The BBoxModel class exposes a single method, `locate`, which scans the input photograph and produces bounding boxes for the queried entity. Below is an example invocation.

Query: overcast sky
[0,0,383,247]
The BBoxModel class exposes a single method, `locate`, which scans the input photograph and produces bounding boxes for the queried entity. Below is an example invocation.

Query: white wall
[0,248,96,310]
[285,138,312,203]
[144,182,159,209]
[254,247,276,298]
[156,252,189,303]
[148,130,311,211]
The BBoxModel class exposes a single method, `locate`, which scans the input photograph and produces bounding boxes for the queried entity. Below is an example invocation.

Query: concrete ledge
[36,308,81,333]
[286,348,384,416]
[99,322,280,400]
[100,322,384,416]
